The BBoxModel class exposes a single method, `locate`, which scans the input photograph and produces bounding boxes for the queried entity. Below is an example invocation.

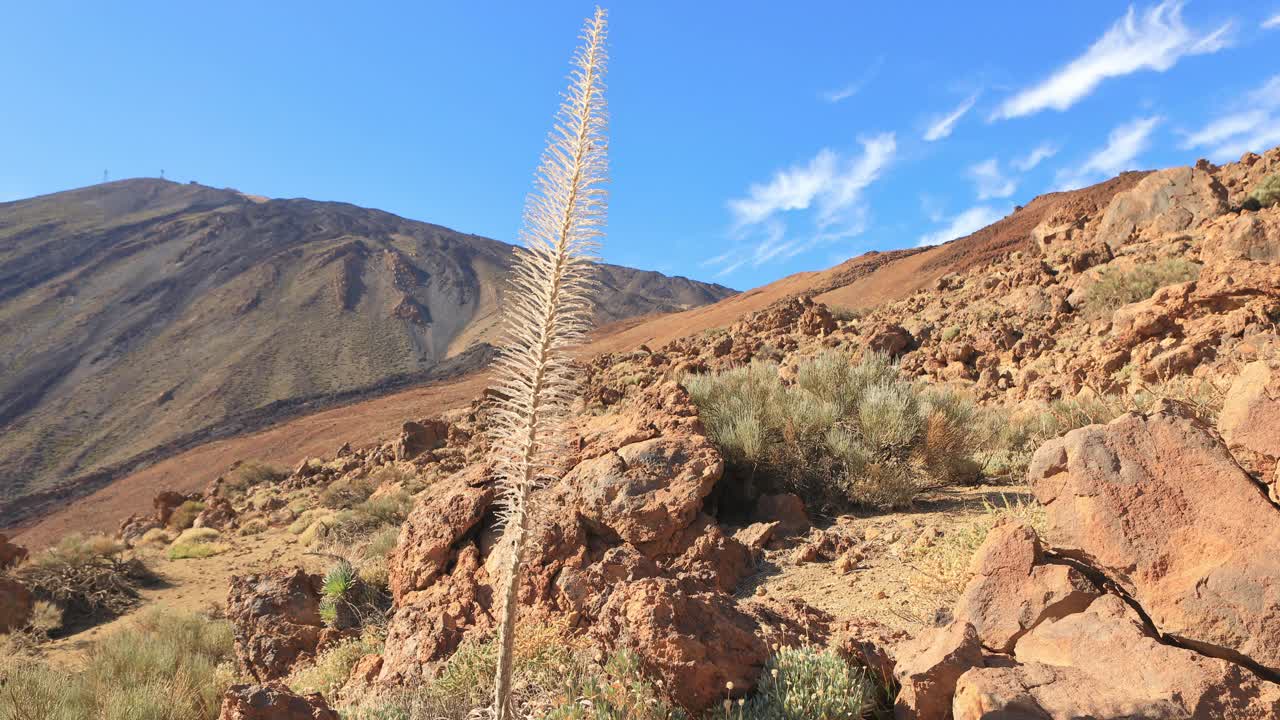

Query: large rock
[0,577,33,633]
[0,534,28,570]
[1219,360,1280,488]
[1029,408,1280,675]
[393,418,448,461]
[951,521,1099,653]
[1095,166,1228,251]
[377,386,827,711]
[1194,205,1280,302]
[893,622,983,720]
[954,595,1280,719]
[590,577,826,710]
[227,567,340,681]
[218,682,339,720]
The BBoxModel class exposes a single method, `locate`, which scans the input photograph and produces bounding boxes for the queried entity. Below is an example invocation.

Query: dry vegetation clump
[903,496,1048,619]
[318,476,376,510]
[12,534,154,626]
[1243,172,1280,210]
[344,622,589,720]
[0,609,234,720]
[1080,258,1201,319]
[166,500,205,530]
[687,351,983,510]
[167,527,229,560]
[287,630,384,702]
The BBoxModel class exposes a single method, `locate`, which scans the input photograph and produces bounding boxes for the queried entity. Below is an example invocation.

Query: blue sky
[2,1,1278,290]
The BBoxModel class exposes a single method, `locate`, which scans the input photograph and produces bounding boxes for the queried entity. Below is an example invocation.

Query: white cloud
[1056,116,1162,190]
[711,134,896,275]
[923,93,979,141]
[993,1,1234,120]
[968,158,1017,200]
[820,56,884,104]
[918,206,1008,247]
[1264,13,1280,29]
[1183,75,1280,160]
[1013,142,1059,171]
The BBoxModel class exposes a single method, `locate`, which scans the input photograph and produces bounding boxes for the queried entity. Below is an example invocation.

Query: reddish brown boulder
[194,496,237,530]
[568,435,723,557]
[387,467,494,599]
[1219,359,1280,487]
[1030,408,1280,675]
[590,577,769,709]
[0,577,34,633]
[0,534,28,570]
[753,493,810,535]
[227,567,338,681]
[866,322,914,357]
[393,418,448,461]
[153,490,199,525]
[952,521,1099,653]
[118,513,163,545]
[954,595,1280,720]
[832,617,908,684]
[893,621,983,720]
[218,682,338,720]
[1095,166,1228,251]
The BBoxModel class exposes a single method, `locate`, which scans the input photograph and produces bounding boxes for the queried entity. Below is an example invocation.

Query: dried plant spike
[488,7,609,720]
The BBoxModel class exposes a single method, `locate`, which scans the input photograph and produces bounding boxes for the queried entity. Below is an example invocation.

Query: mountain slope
[0,179,733,522]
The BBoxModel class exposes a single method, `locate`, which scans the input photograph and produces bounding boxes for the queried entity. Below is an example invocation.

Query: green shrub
[543,649,686,720]
[288,631,383,700]
[318,476,376,509]
[1081,259,1201,319]
[686,351,981,510]
[14,534,154,623]
[319,561,359,627]
[1244,173,1280,210]
[741,646,876,720]
[167,528,229,560]
[167,500,206,530]
[0,610,234,720]
[345,623,585,720]
[940,325,962,342]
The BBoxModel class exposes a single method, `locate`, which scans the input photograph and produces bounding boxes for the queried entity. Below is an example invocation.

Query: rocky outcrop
[0,577,33,633]
[0,534,28,570]
[895,405,1280,718]
[950,521,1098,654]
[393,418,448,461]
[1095,166,1228,251]
[227,567,343,682]
[1219,359,1280,497]
[1030,408,1280,674]
[954,595,1280,720]
[377,383,828,710]
[217,682,339,720]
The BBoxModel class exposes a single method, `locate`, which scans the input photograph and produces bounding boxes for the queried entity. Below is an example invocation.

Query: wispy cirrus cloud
[1264,13,1280,29]
[708,133,896,276]
[1056,115,1162,190]
[1182,75,1280,160]
[820,56,885,104]
[1013,142,1059,171]
[968,158,1017,200]
[918,205,1008,247]
[923,93,979,142]
[992,1,1234,121]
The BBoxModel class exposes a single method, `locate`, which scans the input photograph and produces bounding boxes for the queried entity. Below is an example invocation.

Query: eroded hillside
[0,180,734,525]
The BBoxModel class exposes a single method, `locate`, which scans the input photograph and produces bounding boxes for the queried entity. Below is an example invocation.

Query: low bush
[167,528,229,560]
[686,351,981,510]
[0,609,234,720]
[237,518,268,536]
[345,622,586,720]
[14,534,154,625]
[167,500,206,531]
[543,648,686,720]
[1080,258,1201,319]
[229,461,286,489]
[288,630,383,700]
[1243,173,1280,210]
[318,477,376,510]
[740,646,877,720]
